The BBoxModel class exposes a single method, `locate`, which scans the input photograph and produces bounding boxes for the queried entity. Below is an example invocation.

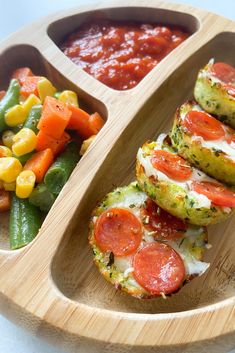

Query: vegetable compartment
[0,44,107,250]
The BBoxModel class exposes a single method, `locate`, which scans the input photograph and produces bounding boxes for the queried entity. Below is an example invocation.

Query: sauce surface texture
[61,20,189,90]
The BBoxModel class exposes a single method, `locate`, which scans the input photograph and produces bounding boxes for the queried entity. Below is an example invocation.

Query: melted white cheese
[199,59,221,83]
[114,256,132,272]
[182,255,210,277]
[143,230,155,243]
[169,241,210,277]
[155,133,168,148]
[200,68,221,84]
[187,190,211,209]
[137,147,212,209]
[114,256,143,289]
[192,135,235,162]
[110,189,147,217]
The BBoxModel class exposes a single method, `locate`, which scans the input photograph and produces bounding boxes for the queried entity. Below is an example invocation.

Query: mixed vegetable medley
[0,67,104,250]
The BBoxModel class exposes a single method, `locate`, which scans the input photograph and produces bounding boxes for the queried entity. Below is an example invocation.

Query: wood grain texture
[0,1,235,352]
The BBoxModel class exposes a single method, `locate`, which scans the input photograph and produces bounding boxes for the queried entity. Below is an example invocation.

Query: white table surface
[0,1,234,352]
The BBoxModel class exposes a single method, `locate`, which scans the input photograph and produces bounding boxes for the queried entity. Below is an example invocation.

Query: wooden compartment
[52,31,235,314]
[0,44,107,250]
[0,2,235,353]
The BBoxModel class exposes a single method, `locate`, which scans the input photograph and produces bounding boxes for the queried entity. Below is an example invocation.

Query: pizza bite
[89,182,209,298]
[136,135,235,226]
[194,60,235,128]
[170,101,235,185]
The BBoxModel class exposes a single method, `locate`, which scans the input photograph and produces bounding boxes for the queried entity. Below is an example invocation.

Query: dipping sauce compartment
[48,6,199,90]
[60,20,189,90]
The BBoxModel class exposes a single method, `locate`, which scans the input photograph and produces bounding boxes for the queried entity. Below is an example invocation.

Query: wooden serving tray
[0,1,235,352]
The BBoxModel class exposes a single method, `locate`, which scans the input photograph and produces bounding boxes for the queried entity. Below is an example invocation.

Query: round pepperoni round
[183,110,225,141]
[94,207,143,256]
[150,149,192,182]
[191,181,235,207]
[141,198,187,240]
[133,242,185,295]
[211,62,235,84]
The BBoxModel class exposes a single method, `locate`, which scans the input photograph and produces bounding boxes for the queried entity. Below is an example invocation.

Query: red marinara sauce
[60,20,189,90]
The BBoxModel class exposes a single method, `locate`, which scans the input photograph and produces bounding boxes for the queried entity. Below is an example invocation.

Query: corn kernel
[0,146,12,157]
[0,157,22,183]
[5,104,27,126]
[37,77,57,102]
[22,94,41,116]
[16,170,36,198]
[2,130,15,148]
[12,128,37,156]
[80,135,96,155]
[58,90,79,107]
[3,181,16,191]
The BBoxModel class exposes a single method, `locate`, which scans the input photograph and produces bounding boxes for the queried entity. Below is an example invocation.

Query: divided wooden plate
[0,1,235,352]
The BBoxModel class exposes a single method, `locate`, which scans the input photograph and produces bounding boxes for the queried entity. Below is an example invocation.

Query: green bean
[44,141,80,195]
[23,104,42,133]
[0,79,20,132]
[29,183,57,212]
[10,194,42,250]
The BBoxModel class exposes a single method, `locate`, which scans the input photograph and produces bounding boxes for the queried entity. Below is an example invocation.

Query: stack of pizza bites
[89,61,235,299]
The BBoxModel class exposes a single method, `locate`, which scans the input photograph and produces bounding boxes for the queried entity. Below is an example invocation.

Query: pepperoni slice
[211,62,235,84]
[150,149,192,182]
[183,110,225,141]
[191,181,235,207]
[141,198,187,240]
[133,242,185,295]
[94,207,142,256]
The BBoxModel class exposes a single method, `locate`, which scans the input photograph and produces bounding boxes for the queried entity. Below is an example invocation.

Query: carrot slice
[88,112,105,135]
[36,130,71,155]
[20,76,41,98]
[24,148,54,183]
[38,96,71,139]
[12,67,33,85]
[67,106,104,138]
[0,189,10,212]
[67,105,90,135]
